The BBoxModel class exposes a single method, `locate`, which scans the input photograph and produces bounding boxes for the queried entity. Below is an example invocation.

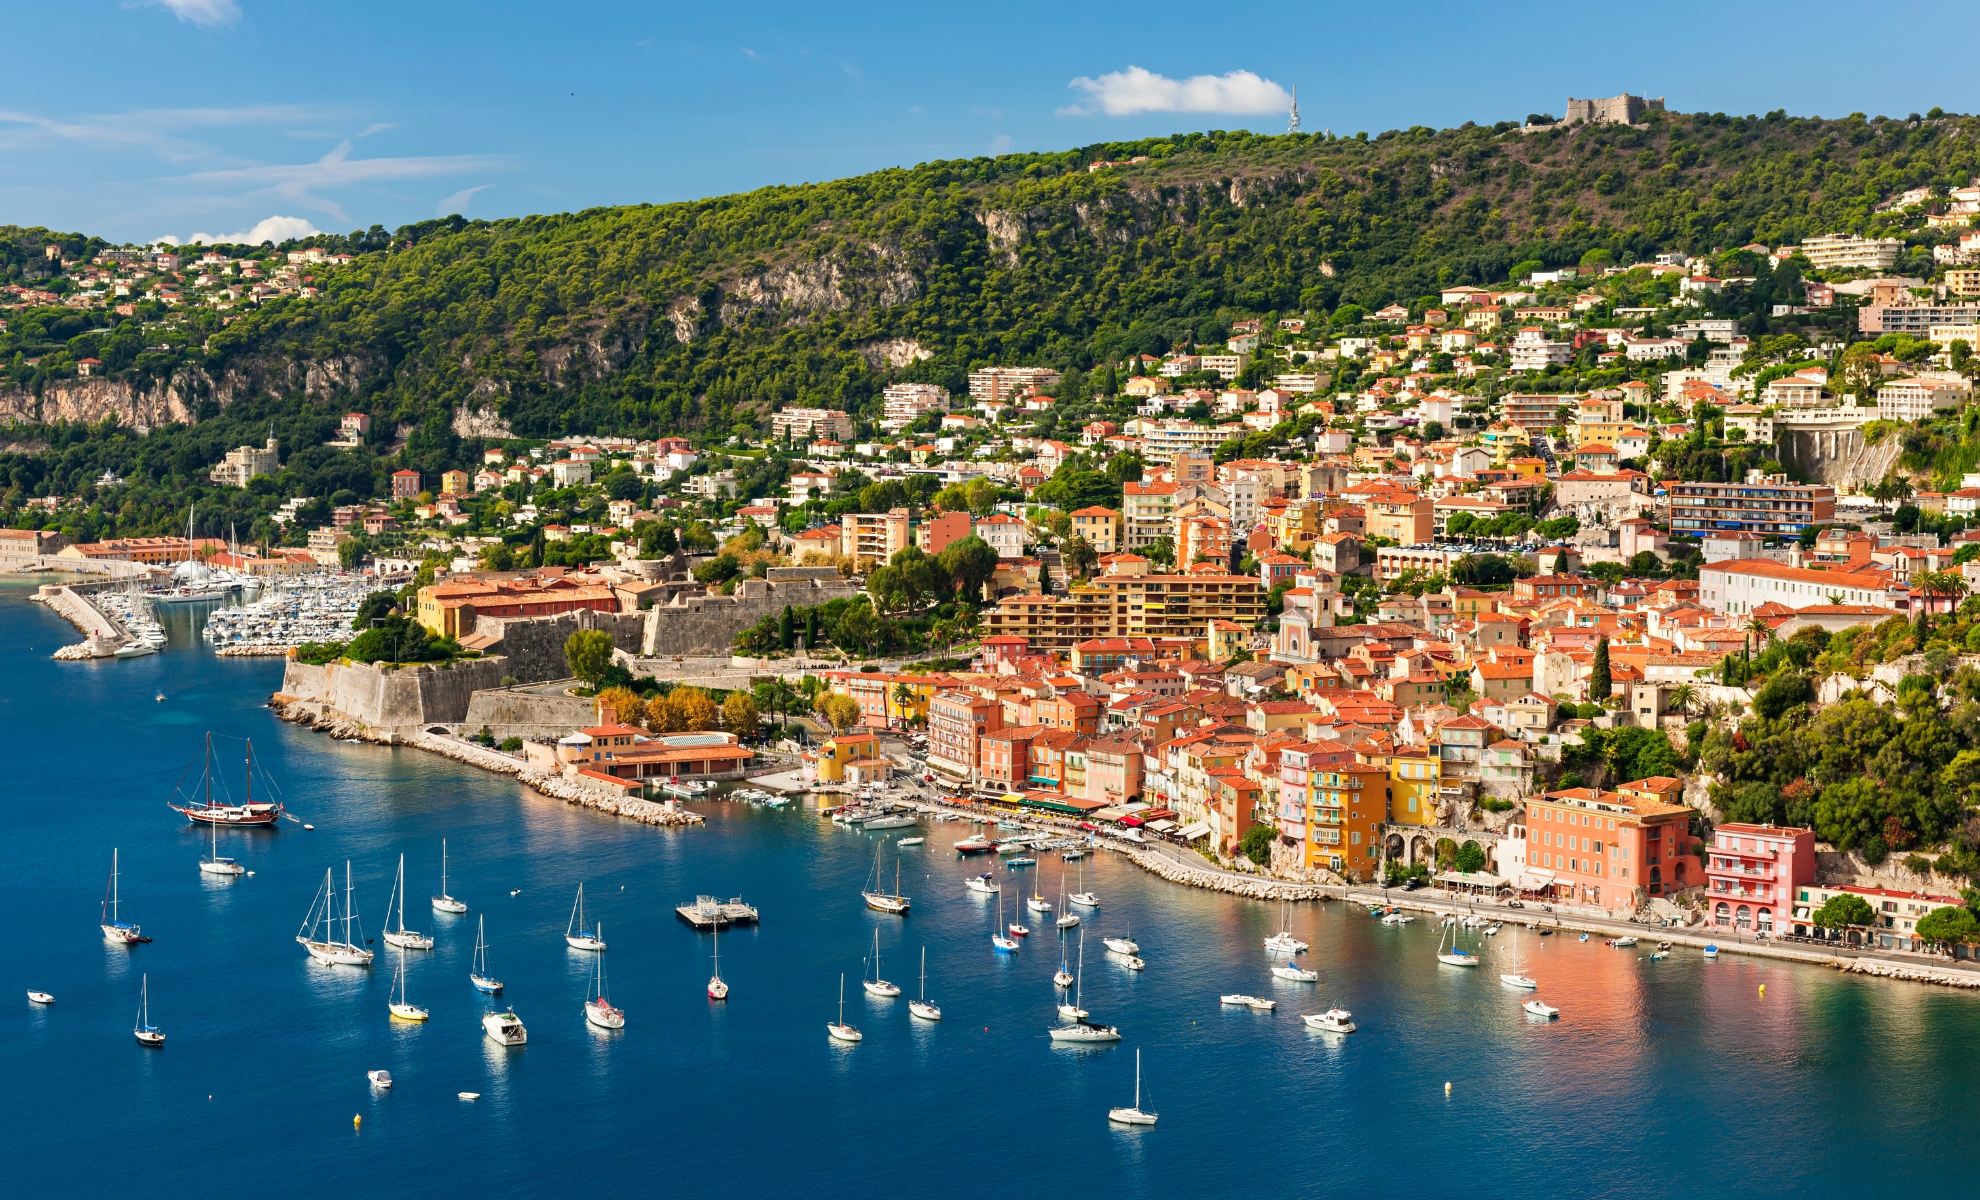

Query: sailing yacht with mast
[101,848,149,944]
[1058,932,1091,1019]
[133,974,164,1047]
[861,841,911,914]
[862,928,901,996]
[1499,923,1538,989]
[1107,1050,1157,1125]
[297,862,373,966]
[170,735,283,826]
[909,947,940,1021]
[388,947,429,1021]
[707,926,729,1000]
[1069,859,1100,908]
[565,883,606,951]
[1025,872,1053,916]
[1437,918,1480,968]
[1264,899,1307,954]
[431,840,467,914]
[469,915,503,993]
[827,974,862,1043]
[991,890,1021,952]
[382,854,434,950]
[584,934,625,1029]
[198,805,243,876]
[1055,867,1079,928]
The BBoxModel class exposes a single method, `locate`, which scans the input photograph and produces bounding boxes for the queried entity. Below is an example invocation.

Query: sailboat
[170,735,283,826]
[431,839,467,914]
[1058,932,1090,1019]
[388,946,429,1021]
[198,803,243,876]
[1069,858,1100,908]
[153,505,226,603]
[101,848,150,945]
[863,928,901,996]
[585,933,625,1029]
[708,925,729,1000]
[1499,923,1537,990]
[1054,933,1076,989]
[133,974,164,1047]
[991,890,1021,952]
[470,915,504,993]
[297,862,374,966]
[862,841,911,914]
[1055,866,1080,928]
[1264,898,1307,954]
[1102,918,1138,956]
[1107,1049,1158,1125]
[382,854,434,950]
[1026,872,1053,916]
[909,947,941,1021]
[827,974,862,1042]
[565,883,606,951]
[1437,917,1479,968]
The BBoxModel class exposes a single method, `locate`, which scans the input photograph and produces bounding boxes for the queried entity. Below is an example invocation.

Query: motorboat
[896,837,925,847]
[1123,955,1146,971]
[368,1070,393,1088]
[1221,994,1276,1011]
[458,1092,480,1101]
[113,641,158,659]
[827,975,862,1043]
[1271,964,1318,982]
[483,1009,527,1045]
[1523,999,1560,1019]
[1703,944,1719,958]
[1380,912,1414,926]
[1500,973,1538,990]
[27,991,53,1005]
[1107,1050,1157,1125]
[1061,848,1086,861]
[862,813,918,830]
[1608,936,1637,948]
[1049,1019,1122,1043]
[1303,1008,1356,1033]
[965,873,1000,894]
[1006,856,1037,867]
[953,835,998,855]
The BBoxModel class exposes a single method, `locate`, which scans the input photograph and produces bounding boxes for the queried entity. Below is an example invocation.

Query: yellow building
[1208,618,1248,662]
[1071,506,1123,555]
[885,676,941,728]
[440,469,471,496]
[806,732,883,784]
[1266,499,1321,553]
[1388,752,1441,825]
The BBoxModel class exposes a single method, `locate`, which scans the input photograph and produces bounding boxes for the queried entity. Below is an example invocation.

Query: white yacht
[101,848,147,945]
[584,938,625,1029]
[909,947,941,1021]
[382,854,434,950]
[965,873,1000,894]
[1303,1007,1356,1033]
[297,863,373,966]
[862,929,901,997]
[483,1009,528,1045]
[1523,999,1560,1019]
[565,883,607,951]
[827,975,862,1043]
[1220,994,1276,1011]
[1107,1050,1157,1125]
[431,840,468,914]
[133,975,164,1047]
[387,947,429,1022]
[1271,964,1318,982]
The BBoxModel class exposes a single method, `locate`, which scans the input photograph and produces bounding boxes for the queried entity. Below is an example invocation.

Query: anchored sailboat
[1058,932,1090,1019]
[170,734,283,826]
[565,883,606,951]
[827,974,862,1042]
[862,840,911,914]
[862,928,901,997]
[382,854,434,950]
[388,946,429,1022]
[101,848,149,945]
[470,915,503,994]
[909,947,941,1021]
[1437,918,1479,968]
[297,862,373,966]
[707,925,729,1000]
[584,932,625,1029]
[1107,1049,1157,1125]
[192,737,245,875]
[133,974,164,1047]
[1499,923,1537,990]
[431,839,467,914]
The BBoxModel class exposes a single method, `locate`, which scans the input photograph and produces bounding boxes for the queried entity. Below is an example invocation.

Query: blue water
[4,582,1976,1198]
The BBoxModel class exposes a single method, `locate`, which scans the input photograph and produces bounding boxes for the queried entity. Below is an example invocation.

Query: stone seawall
[270,696,703,830]
[474,609,645,683]
[459,687,596,741]
[1116,847,1332,902]
[277,656,510,731]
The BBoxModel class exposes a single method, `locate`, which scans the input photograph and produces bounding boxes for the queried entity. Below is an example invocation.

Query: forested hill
[14,106,1980,449]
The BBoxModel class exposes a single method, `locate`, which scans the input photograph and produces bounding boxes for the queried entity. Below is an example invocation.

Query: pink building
[1705,822,1816,935]
[1076,737,1143,806]
[391,469,421,500]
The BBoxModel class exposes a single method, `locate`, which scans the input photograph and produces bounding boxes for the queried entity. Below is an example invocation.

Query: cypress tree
[777,604,795,651]
[1590,634,1612,701]
[1038,557,1054,595]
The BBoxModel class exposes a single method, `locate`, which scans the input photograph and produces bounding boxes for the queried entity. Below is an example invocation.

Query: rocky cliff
[0,351,381,432]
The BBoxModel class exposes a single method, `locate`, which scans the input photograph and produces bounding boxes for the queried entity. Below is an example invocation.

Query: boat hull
[135,1029,165,1047]
[300,938,374,967]
[1108,1107,1157,1125]
[585,1000,625,1029]
[827,1023,863,1042]
[173,803,283,827]
[470,975,504,994]
[1103,939,1138,954]
[482,1013,527,1045]
[1048,1024,1122,1043]
[102,923,147,945]
[566,935,607,952]
[388,1004,429,1022]
[432,896,468,914]
[198,860,245,876]
[909,1000,941,1021]
[707,979,729,1000]
[862,893,911,914]
[384,930,434,951]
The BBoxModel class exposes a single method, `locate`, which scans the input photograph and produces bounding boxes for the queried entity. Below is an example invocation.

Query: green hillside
[5,105,1980,532]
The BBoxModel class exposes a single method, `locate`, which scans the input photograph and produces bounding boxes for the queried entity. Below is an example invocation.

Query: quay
[30,583,129,658]
[675,896,761,928]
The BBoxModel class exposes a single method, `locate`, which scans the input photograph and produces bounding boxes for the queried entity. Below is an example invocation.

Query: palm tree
[1667,682,1699,717]
[1744,615,1774,650]
[891,681,916,729]
[1917,569,1969,615]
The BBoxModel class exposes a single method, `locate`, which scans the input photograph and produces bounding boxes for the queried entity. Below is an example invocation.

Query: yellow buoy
[353,1114,362,1129]
[1444,1081,1452,1094]
[1758,984,1765,997]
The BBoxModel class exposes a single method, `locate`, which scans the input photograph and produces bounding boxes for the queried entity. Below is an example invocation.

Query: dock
[675,896,760,929]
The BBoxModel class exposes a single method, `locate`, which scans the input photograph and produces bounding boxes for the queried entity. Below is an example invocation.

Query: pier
[675,896,760,928]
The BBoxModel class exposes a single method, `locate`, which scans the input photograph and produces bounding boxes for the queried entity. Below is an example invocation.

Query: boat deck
[675,897,761,929]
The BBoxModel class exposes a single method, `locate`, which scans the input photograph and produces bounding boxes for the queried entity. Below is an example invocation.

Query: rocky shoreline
[269,696,704,830]
[1115,846,1333,901]
[1839,957,1980,988]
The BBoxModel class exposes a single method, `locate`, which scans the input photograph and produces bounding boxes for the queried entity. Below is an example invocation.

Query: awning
[1145,819,1177,833]
[1435,869,1507,888]
[1178,821,1212,840]
[1000,793,1027,805]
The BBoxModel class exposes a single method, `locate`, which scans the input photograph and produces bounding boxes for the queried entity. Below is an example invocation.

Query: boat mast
[203,732,212,809]
[344,860,354,950]
[243,738,252,807]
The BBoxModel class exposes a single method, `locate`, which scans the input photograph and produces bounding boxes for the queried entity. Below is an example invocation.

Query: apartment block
[981,559,1265,652]
[880,383,949,430]
[967,366,1062,404]
[839,508,911,568]
[770,408,855,443]
[1667,472,1835,536]
[1799,233,1903,272]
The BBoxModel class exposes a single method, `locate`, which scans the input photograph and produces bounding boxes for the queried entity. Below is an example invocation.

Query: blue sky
[7,0,1980,245]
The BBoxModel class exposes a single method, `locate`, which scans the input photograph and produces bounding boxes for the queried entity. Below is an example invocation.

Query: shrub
[498,736,523,752]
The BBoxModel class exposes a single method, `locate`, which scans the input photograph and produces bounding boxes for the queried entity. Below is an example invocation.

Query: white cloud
[436,184,493,216]
[0,104,320,163]
[357,122,396,138]
[177,140,505,223]
[154,215,321,246]
[140,0,242,28]
[1060,66,1291,118]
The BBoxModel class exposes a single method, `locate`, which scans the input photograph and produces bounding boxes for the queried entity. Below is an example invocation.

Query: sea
[5,581,1977,1198]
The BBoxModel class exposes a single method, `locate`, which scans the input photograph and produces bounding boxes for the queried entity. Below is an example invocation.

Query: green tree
[1454,840,1487,874]
[1589,635,1611,700]
[564,629,616,687]
[777,604,795,651]
[352,590,399,631]
[1813,893,1877,929]
[1915,905,1978,945]
[1238,824,1277,866]
[938,535,999,602]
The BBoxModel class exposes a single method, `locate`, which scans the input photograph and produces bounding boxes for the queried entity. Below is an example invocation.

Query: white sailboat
[1107,1049,1157,1125]
[1055,866,1079,928]
[470,915,503,994]
[1271,962,1318,982]
[862,841,911,914]
[1499,924,1537,990]
[482,1008,527,1045]
[1102,917,1138,956]
[707,925,729,1000]
[101,848,148,945]
[431,839,467,914]
[133,974,164,1047]
[198,808,243,876]
[1058,932,1091,1019]
[382,854,434,950]
[1437,918,1479,968]
[1069,858,1100,908]
[565,883,606,951]
[1054,934,1076,989]
[827,974,862,1042]
[387,946,429,1022]
[585,933,625,1029]
[1263,898,1306,954]
[863,928,901,997]
[297,862,374,966]
[1026,871,1053,916]
[991,890,1020,952]
[909,947,941,1021]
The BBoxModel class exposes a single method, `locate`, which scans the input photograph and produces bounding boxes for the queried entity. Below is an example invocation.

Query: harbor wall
[459,687,597,741]
[641,575,859,657]
[276,656,509,731]
[473,609,645,683]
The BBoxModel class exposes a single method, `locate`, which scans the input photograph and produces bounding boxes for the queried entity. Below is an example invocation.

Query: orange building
[1524,786,1698,910]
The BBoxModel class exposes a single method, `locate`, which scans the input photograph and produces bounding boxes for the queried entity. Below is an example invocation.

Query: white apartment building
[1195,354,1248,381]
[1122,480,1180,549]
[880,383,948,430]
[1877,375,1972,421]
[1138,421,1233,463]
[1698,559,1891,616]
[972,512,1027,558]
[770,408,855,442]
[1797,234,1904,272]
[1509,328,1571,372]
[967,366,1061,403]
